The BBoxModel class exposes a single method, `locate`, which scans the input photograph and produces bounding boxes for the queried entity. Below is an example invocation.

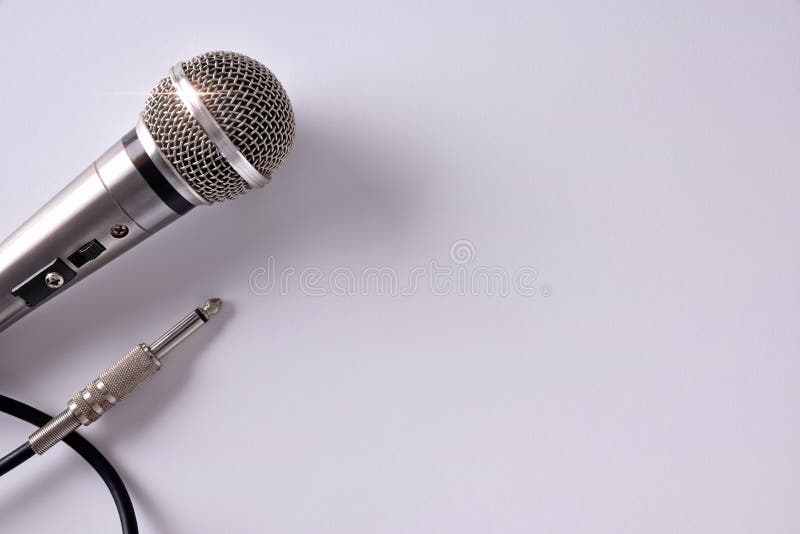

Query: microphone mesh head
[141,51,295,203]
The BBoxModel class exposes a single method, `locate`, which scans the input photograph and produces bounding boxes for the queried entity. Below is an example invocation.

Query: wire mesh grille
[141,51,295,203]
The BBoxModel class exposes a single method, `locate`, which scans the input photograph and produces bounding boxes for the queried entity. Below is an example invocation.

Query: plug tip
[201,298,223,318]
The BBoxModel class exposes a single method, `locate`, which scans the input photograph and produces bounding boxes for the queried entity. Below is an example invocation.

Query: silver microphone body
[0,51,295,333]
[0,124,191,331]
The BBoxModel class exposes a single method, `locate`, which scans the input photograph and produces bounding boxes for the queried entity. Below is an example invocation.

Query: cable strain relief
[28,410,80,455]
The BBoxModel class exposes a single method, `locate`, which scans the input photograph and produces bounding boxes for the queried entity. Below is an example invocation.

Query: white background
[1,1,799,532]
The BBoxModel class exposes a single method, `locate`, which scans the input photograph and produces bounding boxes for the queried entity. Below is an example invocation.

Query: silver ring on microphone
[168,63,271,189]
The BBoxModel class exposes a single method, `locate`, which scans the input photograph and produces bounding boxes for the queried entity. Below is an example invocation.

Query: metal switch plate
[11,259,77,307]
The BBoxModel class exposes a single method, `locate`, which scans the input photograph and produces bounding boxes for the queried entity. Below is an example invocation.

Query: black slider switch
[68,239,107,268]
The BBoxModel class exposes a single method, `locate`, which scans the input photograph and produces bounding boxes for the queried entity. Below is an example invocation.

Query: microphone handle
[0,128,190,333]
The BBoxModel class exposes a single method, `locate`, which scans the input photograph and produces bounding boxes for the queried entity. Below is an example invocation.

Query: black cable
[0,442,34,477]
[0,394,138,534]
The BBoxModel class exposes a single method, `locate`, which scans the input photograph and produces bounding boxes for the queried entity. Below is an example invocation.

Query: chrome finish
[28,410,80,455]
[148,313,204,357]
[95,380,117,404]
[44,272,64,288]
[110,224,130,238]
[149,298,222,358]
[30,343,159,454]
[68,400,90,425]
[200,297,223,318]
[27,299,223,454]
[0,50,296,332]
[169,63,270,189]
[0,152,148,332]
[135,120,209,206]
[96,139,181,232]
[142,51,295,203]
[83,388,105,416]
[0,134,191,333]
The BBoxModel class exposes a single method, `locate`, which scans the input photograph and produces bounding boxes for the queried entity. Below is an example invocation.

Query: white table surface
[1,1,798,532]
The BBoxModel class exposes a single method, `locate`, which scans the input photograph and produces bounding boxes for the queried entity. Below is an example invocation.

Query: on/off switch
[67,239,107,268]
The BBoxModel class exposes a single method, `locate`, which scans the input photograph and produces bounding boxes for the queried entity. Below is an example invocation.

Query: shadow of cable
[0,458,86,524]
[0,439,182,534]
[118,467,181,534]
[0,111,421,531]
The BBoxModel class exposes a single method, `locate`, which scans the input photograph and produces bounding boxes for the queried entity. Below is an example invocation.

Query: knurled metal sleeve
[83,344,160,404]
[28,410,80,454]
[28,344,161,455]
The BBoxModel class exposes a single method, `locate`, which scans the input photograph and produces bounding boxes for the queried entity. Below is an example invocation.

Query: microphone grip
[0,133,184,333]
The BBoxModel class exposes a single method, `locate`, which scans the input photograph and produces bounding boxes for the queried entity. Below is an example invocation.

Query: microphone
[0,51,295,333]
